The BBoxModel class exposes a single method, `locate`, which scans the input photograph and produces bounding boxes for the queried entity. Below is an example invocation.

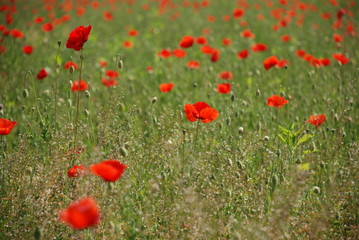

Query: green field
[0,0,358,239]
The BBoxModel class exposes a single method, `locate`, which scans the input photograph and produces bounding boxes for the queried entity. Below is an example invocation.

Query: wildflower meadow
[0,0,358,239]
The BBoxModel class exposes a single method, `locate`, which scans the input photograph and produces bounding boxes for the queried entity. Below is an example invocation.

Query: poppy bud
[272,115,276,121]
[69,66,75,74]
[276,149,281,157]
[57,40,61,47]
[0,104,3,110]
[120,146,128,157]
[256,89,261,96]
[271,174,278,188]
[193,83,197,88]
[331,128,336,133]
[263,136,269,141]
[22,106,26,110]
[226,117,231,125]
[182,129,186,135]
[34,226,41,240]
[227,158,233,166]
[280,91,285,97]
[84,109,89,116]
[151,97,157,104]
[23,89,29,98]
[257,122,261,131]
[238,127,244,134]
[231,94,235,102]
[85,90,90,98]
[313,186,320,194]
[342,132,346,137]
[295,158,301,164]
[68,80,73,88]
[117,60,124,69]
[334,113,338,121]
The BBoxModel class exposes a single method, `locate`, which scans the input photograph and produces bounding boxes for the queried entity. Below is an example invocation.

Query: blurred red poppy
[196,36,207,45]
[187,60,200,69]
[101,78,117,87]
[233,8,244,18]
[37,69,48,80]
[201,45,214,54]
[333,34,343,43]
[0,118,17,135]
[332,53,349,64]
[60,198,100,230]
[158,49,171,58]
[128,29,138,37]
[34,16,44,24]
[210,50,220,62]
[42,23,53,32]
[9,29,23,38]
[103,11,113,21]
[281,35,291,42]
[71,80,89,91]
[307,114,326,127]
[173,49,186,58]
[184,102,219,123]
[98,60,108,68]
[296,50,306,58]
[123,40,133,48]
[218,71,233,80]
[222,38,231,46]
[159,83,174,92]
[68,165,85,178]
[22,45,33,55]
[241,29,255,39]
[105,70,119,78]
[90,160,127,182]
[179,35,194,48]
[66,25,92,51]
[64,61,78,70]
[320,58,331,66]
[267,95,289,108]
[217,83,231,94]
[252,43,267,52]
[237,49,249,59]
[263,56,279,70]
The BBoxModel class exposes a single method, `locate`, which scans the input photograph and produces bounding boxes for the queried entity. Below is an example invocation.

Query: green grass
[0,0,358,239]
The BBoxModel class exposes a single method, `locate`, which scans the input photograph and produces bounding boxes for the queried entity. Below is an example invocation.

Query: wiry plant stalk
[53,41,61,125]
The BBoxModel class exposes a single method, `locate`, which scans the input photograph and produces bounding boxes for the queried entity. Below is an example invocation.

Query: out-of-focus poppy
[320,58,331,66]
[90,160,127,182]
[296,49,306,58]
[210,49,220,62]
[173,49,186,58]
[196,36,207,45]
[123,40,133,48]
[252,43,267,52]
[201,45,214,54]
[184,102,219,123]
[42,23,53,32]
[0,118,17,135]
[222,38,231,46]
[9,29,24,38]
[158,49,171,58]
[307,114,326,127]
[332,53,349,64]
[101,78,117,87]
[233,8,244,18]
[159,83,174,92]
[98,60,108,68]
[103,11,113,21]
[60,197,100,230]
[71,80,89,91]
[22,45,33,55]
[263,56,279,70]
[333,34,343,43]
[281,35,291,42]
[187,60,200,69]
[34,16,44,24]
[128,29,138,37]
[179,35,194,48]
[68,165,85,178]
[66,25,92,51]
[64,61,78,70]
[217,83,231,94]
[37,68,48,80]
[237,49,249,59]
[267,95,289,108]
[241,29,255,39]
[105,70,119,78]
[218,71,233,80]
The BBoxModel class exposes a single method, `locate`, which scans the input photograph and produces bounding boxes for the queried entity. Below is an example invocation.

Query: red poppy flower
[201,45,214,54]
[103,11,113,21]
[98,60,108,68]
[307,114,326,127]
[333,34,342,43]
[128,29,138,37]
[332,53,349,64]
[172,49,186,58]
[101,78,117,87]
[66,25,92,51]
[222,38,231,46]
[263,56,279,70]
[105,70,119,78]
[42,23,53,32]
[22,45,33,55]
[320,58,331,66]
[60,197,100,230]
[34,16,44,24]
[0,118,17,135]
[321,13,331,19]
[241,29,255,39]
[281,35,291,42]
[159,83,174,92]
[252,43,267,52]
[64,61,78,70]
[296,49,306,58]
[90,160,127,182]
[146,66,153,73]
[158,49,171,58]
[267,95,289,108]
[233,8,244,18]
[218,71,233,80]
[9,29,24,38]
[237,49,249,59]
[179,35,194,48]
[277,59,289,68]
[71,80,89,91]
[196,36,207,45]
[217,83,231,94]
[184,102,219,123]
[37,68,48,80]
[123,40,133,48]
[210,50,220,62]
[68,165,85,178]
[187,60,200,69]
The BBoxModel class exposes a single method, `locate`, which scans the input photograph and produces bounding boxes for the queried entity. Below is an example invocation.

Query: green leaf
[295,134,314,148]
[297,163,310,171]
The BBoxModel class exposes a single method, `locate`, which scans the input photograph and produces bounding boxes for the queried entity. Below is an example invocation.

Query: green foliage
[278,124,314,151]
